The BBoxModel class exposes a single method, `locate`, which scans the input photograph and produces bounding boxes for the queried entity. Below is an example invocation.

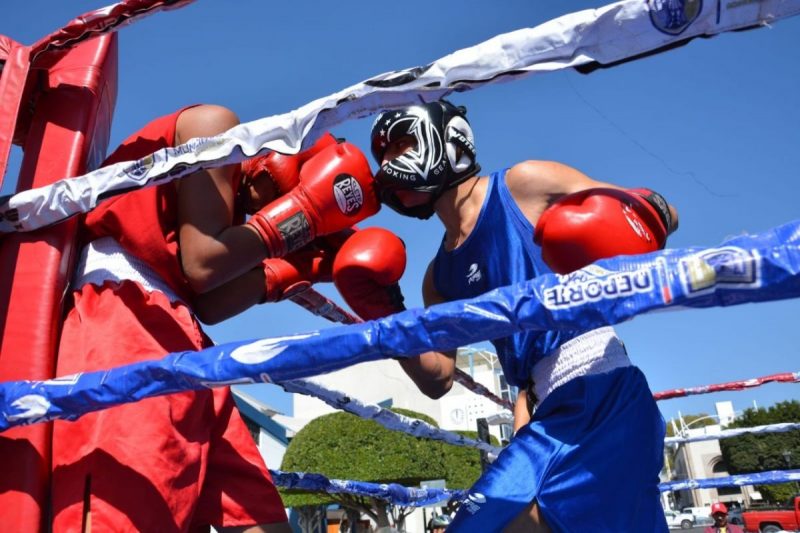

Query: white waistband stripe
[531,327,630,405]
[73,237,183,304]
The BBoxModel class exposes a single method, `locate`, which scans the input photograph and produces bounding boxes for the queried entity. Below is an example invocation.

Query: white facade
[667,401,758,511]
[288,348,512,442]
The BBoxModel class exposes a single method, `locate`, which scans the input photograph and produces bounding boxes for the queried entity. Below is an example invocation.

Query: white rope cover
[2,0,799,232]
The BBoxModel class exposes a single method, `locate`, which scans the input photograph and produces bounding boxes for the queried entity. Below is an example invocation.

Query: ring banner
[1,220,799,431]
[271,470,463,507]
[3,0,800,232]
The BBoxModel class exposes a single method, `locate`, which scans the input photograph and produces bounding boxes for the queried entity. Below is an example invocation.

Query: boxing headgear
[241,132,338,195]
[370,100,480,219]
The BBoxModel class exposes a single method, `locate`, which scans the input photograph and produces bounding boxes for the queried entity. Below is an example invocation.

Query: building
[666,401,759,512]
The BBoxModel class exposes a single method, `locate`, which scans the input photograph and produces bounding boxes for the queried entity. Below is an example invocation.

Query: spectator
[705,502,744,533]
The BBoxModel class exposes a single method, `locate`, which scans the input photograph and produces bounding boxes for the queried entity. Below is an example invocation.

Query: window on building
[497,372,514,404]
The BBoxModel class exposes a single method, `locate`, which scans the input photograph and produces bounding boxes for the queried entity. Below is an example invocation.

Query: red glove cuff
[261,258,310,302]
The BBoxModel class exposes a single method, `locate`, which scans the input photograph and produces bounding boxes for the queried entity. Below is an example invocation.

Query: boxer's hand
[534,187,676,274]
[246,142,380,257]
[333,227,407,320]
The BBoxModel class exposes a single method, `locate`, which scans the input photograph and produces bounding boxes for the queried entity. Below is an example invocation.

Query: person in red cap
[51,104,379,532]
[705,502,744,533]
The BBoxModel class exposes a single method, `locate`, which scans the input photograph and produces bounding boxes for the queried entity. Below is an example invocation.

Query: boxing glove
[247,142,380,257]
[241,132,338,195]
[534,187,675,274]
[261,243,335,302]
[332,227,407,320]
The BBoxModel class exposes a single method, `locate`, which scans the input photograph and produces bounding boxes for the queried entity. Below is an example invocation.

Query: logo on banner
[122,154,156,182]
[543,265,655,309]
[8,394,52,423]
[230,333,314,365]
[647,0,703,35]
[679,246,760,295]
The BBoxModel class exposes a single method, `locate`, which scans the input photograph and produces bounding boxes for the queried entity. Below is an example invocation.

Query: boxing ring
[2,0,800,530]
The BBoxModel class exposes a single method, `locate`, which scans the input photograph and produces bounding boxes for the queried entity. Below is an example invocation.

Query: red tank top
[84,105,243,301]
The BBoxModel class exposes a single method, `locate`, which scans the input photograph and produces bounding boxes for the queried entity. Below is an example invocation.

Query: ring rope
[2,223,799,430]
[654,370,800,401]
[4,0,800,233]
[30,0,197,61]
[265,468,800,508]
[289,287,514,411]
[270,470,463,508]
[665,421,800,445]
[659,469,800,493]
[280,379,502,455]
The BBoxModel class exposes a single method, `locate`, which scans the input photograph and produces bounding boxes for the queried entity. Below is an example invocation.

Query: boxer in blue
[335,100,680,532]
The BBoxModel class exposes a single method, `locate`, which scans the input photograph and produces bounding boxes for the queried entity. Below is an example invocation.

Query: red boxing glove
[534,187,675,274]
[333,227,407,320]
[241,132,337,195]
[247,142,380,257]
[261,242,336,302]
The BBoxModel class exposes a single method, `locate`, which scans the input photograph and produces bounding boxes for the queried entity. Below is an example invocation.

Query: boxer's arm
[191,266,266,324]
[504,160,678,228]
[176,105,270,294]
[192,233,346,324]
[513,387,531,434]
[396,261,456,399]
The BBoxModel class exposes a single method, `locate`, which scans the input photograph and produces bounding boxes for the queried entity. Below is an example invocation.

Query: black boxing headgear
[370,100,480,219]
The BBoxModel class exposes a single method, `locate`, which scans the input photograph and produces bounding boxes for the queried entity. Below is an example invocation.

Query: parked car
[728,507,744,525]
[681,506,712,518]
[742,494,800,533]
[680,506,715,527]
[665,509,697,530]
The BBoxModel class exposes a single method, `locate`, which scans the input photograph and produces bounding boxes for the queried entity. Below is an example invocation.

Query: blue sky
[2,1,798,426]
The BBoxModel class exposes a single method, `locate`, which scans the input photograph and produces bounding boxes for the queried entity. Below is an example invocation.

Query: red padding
[0,33,118,532]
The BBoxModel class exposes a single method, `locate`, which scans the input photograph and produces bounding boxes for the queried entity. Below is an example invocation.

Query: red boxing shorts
[52,280,287,531]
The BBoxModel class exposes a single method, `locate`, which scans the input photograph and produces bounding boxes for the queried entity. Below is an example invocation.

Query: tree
[442,430,500,489]
[719,400,800,503]
[280,408,449,531]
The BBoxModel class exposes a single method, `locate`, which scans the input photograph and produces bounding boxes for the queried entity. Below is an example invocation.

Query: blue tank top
[432,169,583,387]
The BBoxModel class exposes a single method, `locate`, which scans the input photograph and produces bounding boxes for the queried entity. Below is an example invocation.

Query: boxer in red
[52,104,379,532]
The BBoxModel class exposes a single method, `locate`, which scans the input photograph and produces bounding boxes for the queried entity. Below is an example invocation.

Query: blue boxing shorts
[448,366,668,533]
